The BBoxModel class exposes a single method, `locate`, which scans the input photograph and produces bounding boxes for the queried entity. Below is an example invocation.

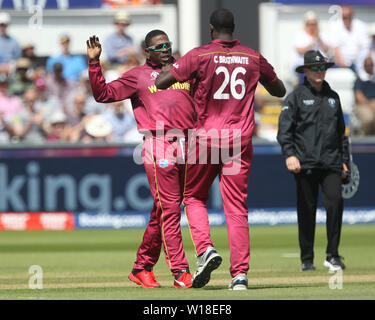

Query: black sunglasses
[309,65,327,72]
[147,42,172,52]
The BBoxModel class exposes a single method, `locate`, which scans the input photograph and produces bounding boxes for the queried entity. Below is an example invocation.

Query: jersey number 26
[213,66,246,100]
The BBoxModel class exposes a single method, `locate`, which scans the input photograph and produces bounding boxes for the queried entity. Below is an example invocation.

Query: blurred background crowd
[254,4,375,140]
[0,9,153,145]
[0,2,374,146]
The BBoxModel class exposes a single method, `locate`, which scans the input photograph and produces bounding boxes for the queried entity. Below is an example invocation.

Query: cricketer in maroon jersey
[156,9,286,289]
[87,30,196,288]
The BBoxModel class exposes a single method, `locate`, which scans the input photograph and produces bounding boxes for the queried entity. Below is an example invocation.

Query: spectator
[104,11,136,65]
[0,12,21,66]
[353,56,375,135]
[81,115,112,144]
[102,101,137,142]
[21,43,46,78]
[8,58,34,97]
[0,111,14,143]
[0,74,21,143]
[370,23,375,53]
[66,92,92,142]
[329,5,369,71]
[66,92,87,127]
[0,51,7,74]
[117,53,140,74]
[0,73,24,117]
[67,70,106,115]
[293,11,330,83]
[46,62,75,107]
[33,77,63,120]
[46,34,87,82]
[356,23,375,78]
[18,89,48,143]
[45,111,70,142]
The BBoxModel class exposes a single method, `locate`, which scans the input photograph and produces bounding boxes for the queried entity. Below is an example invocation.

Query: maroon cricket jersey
[170,39,277,145]
[89,59,195,134]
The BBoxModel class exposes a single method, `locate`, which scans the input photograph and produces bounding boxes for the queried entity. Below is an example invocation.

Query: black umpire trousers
[294,169,344,263]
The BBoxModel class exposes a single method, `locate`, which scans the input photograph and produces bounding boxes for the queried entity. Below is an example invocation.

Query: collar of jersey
[211,38,240,47]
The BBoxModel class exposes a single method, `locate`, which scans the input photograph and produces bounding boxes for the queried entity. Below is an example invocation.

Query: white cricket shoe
[324,256,346,272]
[192,246,222,288]
[228,273,248,291]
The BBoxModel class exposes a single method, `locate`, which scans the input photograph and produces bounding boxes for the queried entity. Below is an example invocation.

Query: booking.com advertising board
[0,144,374,230]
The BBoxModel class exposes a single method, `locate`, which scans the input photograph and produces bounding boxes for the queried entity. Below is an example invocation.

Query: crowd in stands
[290,5,375,136]
[1,4,375,146]
[0,10,145,145]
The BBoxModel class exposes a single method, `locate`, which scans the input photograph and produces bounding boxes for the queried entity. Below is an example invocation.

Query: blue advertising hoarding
[0,144,373,213]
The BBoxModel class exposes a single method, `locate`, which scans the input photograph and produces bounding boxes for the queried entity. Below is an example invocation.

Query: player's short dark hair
[145,29,168,47]
[210,8,235,33]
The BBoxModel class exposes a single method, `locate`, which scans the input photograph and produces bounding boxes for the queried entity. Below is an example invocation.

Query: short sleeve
[259,54,277,84]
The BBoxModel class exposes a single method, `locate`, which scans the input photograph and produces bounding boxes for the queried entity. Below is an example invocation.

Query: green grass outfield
[0,224,374,300]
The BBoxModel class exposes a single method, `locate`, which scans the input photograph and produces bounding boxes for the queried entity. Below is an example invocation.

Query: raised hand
[86,35,102,62]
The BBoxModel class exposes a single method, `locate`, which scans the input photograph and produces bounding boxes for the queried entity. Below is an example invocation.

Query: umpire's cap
[295,50,334,73]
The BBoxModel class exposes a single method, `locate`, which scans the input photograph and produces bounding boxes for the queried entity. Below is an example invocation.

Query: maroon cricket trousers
[132,134,189,276]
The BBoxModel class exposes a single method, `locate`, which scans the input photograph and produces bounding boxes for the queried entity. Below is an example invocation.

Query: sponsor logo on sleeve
[328,98,336,108]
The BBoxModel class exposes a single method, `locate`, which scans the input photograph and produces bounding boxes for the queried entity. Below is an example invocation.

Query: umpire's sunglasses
[147,41,172,52]
[309,65,327,72]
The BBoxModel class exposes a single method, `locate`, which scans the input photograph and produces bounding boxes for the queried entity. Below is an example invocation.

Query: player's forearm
[89,62,112,103]
[262,77,286,98]
[155,71,177,89]
[88,61,126,103]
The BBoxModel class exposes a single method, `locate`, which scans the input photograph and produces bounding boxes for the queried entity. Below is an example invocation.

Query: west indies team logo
[150,71,159,80]
[159,159,169,168]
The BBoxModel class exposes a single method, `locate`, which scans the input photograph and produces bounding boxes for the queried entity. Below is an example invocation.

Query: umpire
[277,50,350,272]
